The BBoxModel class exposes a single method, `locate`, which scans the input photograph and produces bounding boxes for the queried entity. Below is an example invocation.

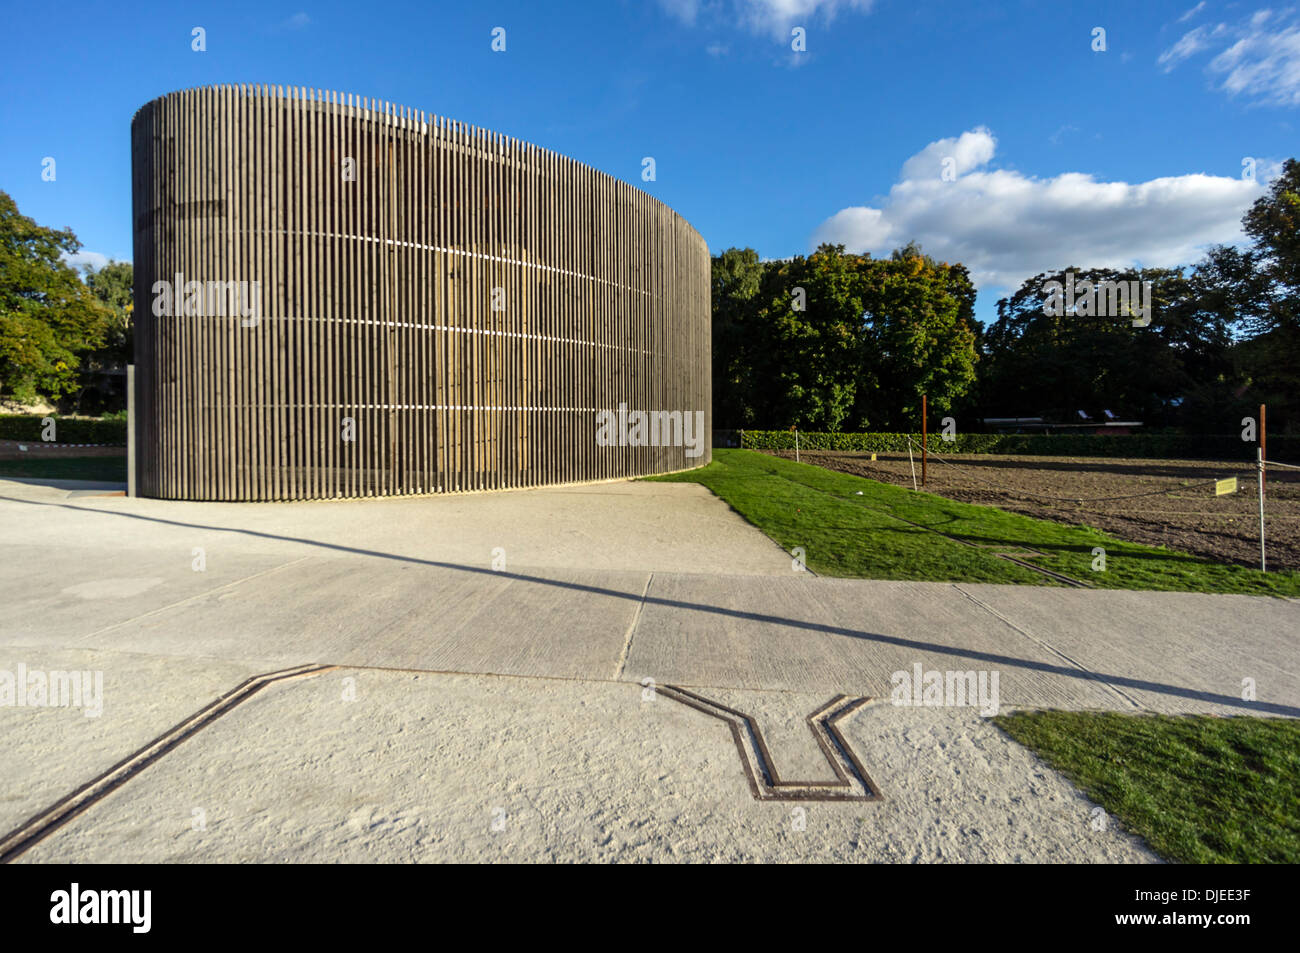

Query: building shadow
[3,493,1297,718]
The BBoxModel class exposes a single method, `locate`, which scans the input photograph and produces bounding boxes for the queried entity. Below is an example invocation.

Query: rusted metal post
[921,393,927,486]
[1260,403,1266,497]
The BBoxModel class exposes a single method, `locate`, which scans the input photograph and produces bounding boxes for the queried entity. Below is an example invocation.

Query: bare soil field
[768,449,1300,573]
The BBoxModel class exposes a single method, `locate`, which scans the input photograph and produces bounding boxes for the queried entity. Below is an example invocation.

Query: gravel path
[10,663,1158,863]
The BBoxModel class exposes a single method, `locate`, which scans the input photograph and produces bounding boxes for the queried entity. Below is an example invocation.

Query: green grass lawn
[994,711,1300,863]
[0,455,127,482]
[649,449,1300,596]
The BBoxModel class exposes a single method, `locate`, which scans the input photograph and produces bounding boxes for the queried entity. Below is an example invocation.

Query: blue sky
[2,0,1297,323]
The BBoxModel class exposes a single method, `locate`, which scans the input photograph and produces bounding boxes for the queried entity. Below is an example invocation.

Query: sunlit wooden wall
[131,85,711,500]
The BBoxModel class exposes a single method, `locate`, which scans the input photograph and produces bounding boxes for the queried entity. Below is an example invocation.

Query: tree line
[714,158,1300,436]
[2,158,1297,433]
[0,190,131,414]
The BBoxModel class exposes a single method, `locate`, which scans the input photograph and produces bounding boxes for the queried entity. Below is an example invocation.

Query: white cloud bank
[811,128,1266,293]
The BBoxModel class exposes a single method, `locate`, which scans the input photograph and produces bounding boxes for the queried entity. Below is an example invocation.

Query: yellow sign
[1215,477,1238,496]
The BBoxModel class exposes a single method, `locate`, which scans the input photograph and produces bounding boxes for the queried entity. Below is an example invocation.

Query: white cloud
[811,128,1264,294]
[1210,20,1300,104]
[1178,2,1206,24]
[659,0,873,37]
[706,41,730,55]
[1254,156,1287,181]
[735,0,874,36]
[1158,8,1300,104]
[60,250,110,273]
[1048,123,1079,145]
[1158,23,1224,71]
[282,12,310,30]
[659,0,704,26]
[899,127,997,181]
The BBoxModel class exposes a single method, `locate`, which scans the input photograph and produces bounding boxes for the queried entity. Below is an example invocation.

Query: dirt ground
[769,449,1300,573]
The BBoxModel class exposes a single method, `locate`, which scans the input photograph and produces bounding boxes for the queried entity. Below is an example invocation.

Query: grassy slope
[994,711,1300,863]
[649,449,1300,596]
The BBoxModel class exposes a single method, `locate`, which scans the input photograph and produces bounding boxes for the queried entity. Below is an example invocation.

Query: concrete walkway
[1,476,1294,862]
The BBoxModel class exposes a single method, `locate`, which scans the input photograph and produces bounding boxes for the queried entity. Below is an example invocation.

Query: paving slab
[622,575,1125,708]
[954,584,1300,716]
[0,477,790,574]
[72,560,648,679]
[0,544,302,651]
[2,474,1295,864]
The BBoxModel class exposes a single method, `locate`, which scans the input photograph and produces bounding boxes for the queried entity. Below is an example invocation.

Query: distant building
[980,413,1143,435]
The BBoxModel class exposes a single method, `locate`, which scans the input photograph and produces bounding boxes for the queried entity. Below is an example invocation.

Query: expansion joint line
[0,664,337,863]
[657,685,882,802]
[613,574,653,680]
[951,586,1142,711]
[72,556,315,645]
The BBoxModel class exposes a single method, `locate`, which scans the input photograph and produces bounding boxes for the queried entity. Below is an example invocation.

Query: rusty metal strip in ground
[0,663,337,863]
[995,552,1093,587]
[867,509,1095,588]
[762,463,1094,588]
[657,685,882,802]
[964,541,1096,588]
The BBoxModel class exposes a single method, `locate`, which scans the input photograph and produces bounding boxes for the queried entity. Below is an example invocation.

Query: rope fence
[901,435,1255,504]
[892,435,1296,574]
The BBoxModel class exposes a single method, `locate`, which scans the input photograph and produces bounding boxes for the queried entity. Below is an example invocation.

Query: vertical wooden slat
[131,85,710,500]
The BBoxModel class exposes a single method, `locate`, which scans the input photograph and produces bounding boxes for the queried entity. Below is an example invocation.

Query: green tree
[710,247,764,429]
[709,243,980,431]
[0,190,112,404]
[751,246,861,430]
[849,248,979,430]
[1233,158,1300,432]
[76,260,133,412]
[1242,158,1300,324]
[982,265,1225,428]
[984,159,1298,434]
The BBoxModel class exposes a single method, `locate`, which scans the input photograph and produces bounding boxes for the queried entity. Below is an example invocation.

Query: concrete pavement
[10,668,1155,864]
[1,475,1294,862]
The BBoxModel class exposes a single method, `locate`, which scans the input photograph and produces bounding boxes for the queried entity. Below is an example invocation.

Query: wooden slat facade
[131,85,711,500]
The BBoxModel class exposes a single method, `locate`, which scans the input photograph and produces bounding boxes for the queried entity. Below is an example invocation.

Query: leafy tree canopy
[0,190,112,403]
[711,243,979,430]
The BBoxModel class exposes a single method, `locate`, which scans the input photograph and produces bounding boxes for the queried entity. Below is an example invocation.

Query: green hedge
[739,430,1299,462]
[0,415,127,445]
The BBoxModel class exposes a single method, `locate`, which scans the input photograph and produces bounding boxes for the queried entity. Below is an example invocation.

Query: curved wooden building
[131,85,710,500]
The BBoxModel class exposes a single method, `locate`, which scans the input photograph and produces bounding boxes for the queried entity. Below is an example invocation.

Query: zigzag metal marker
[657,685,883,802]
